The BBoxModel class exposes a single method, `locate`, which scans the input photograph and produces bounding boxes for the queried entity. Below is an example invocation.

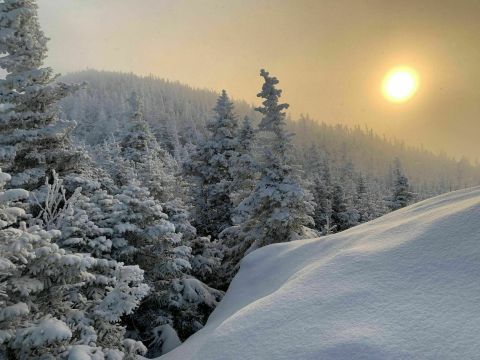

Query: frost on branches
[0,0,88,191]
[229,116,257,213]
[120,91,158,164]
[111,177,223,357]
[184,90,240,238]
[0,168,148,359]
[388,157,415,210]
[220,70,315,284]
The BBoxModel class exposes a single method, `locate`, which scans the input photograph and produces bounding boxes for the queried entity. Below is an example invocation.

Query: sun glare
[382,67,418,103]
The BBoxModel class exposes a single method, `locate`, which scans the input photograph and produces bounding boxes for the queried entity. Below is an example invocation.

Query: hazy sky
[37,0,480,160]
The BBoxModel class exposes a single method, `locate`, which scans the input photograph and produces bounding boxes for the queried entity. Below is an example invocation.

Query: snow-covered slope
[161,188,480,360]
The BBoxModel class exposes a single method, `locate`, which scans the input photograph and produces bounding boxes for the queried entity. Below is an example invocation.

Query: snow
[151,325,182,355]
[68,345,105,360]
[160,187,480,360]
[12,318,72,350]
[0,303,29,322]
[0,188,29,202]
[12,276,44,296]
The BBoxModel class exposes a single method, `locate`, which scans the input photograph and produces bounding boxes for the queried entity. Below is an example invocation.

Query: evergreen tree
[331,183,348,231]
[312,176,334,235]
[230,116,257,215]
[221,70,315,283]
[0,168,149,359]
[115,92,181,203]
[120,91,157,163]
[243,70,314,246]
[0,0,87,190]
[185,90,239,237]
[307,145,335,234]
[389,157,415,210]
[104,92,224,355]
[108,178,222,357]
[96,137,137,187]
[355,175,389,223]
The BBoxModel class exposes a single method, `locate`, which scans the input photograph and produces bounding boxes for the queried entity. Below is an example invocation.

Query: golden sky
[37,0,480,161]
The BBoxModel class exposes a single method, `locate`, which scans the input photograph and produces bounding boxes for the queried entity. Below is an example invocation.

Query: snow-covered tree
[112,179,179,261]
[108,179,222,356]
[121,91,157,163]
[355,175,388,222]
[0,168,149,359]
[229,116,257,213]
[95,137,137,188]
[0,0,87,190]
[142,149,181,204]
[110,92,181,203]
[388,158,415,210]
[330,182,360,231]
[306,145,335,234]
[220,70,315,282]
[240,69,314,245]
[30,171,118,260]
[91,92,223,355]
[184,90,239,237]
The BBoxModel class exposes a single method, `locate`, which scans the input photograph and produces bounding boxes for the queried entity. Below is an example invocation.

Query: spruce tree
[185,90,239,237]
[0,0,87,190]
[308,145,335,234]
[242,69,314,246]
[331,183,348,231]
[230,116,257,215]
[111,179,222,357]
[0,168,149,359]
[221,70,315,282]
[120,91,157,163]
[112,92,223,354]
[389,157,415,210]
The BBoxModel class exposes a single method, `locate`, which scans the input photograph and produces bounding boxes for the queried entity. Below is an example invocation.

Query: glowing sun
[382,67,418,103]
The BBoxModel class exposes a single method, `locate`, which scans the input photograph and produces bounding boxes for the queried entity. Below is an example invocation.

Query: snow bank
[160,187,480,360]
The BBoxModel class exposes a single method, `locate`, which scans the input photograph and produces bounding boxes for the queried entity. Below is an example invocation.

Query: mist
[37,0,480,161]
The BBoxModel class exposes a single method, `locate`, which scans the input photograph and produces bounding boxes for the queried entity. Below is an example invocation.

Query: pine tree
[312,176,334,235]
[104,92,224,355]
[115,92,180,203]
[0,0,87,190]
[229,116,257,215]
[389,157,415,210]
[221,70,315,282]
[184,90,239,237]
[108,178,222,356]
[330,181,360,231]
[243,69,314,245]
[355,175,389,223]
[0,168,149,359]
[331,183,348,231]
[307,145,335,234]
[120,91,157,163]
[96,137,137,187]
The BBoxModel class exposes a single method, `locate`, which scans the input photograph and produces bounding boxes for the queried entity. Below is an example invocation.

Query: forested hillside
[59,70,256,149]
[60,70,480,200]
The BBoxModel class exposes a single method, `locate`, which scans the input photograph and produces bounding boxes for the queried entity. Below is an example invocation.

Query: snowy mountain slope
[160,187,480,360]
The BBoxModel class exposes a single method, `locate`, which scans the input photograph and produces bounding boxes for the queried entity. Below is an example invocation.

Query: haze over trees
[1,0,480,358]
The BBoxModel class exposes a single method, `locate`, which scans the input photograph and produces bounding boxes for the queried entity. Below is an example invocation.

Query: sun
[382,67,418,103]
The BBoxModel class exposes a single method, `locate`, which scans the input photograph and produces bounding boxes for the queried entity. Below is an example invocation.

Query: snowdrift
[161,188,480,360]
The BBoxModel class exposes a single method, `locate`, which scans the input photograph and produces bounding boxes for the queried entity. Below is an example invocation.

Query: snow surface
[160,187,480,360]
